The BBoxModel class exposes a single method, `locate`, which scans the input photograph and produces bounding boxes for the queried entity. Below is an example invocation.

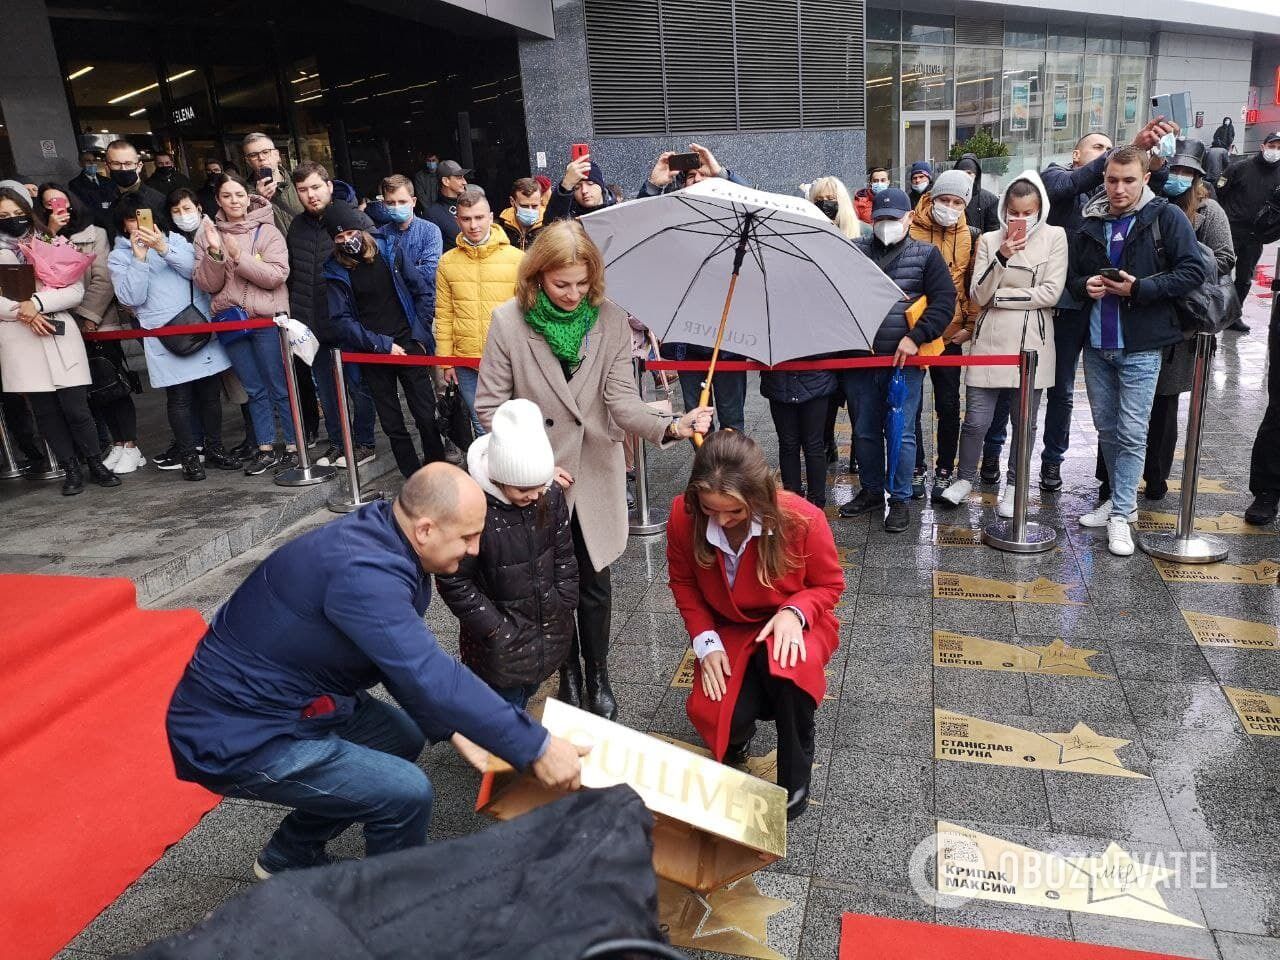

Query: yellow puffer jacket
[434,227,524,359]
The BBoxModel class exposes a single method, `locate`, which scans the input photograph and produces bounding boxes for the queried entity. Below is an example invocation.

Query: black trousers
[168,375,224,456]
[1,392,42,460]
[1144,394,1181,488]
[914,343,962,474]
[1250,288,1280,496]
[28,386,99,465]
[570,513,611,669]
[294,355,320,440]
[362,343,444,479]
[729,644,816,797]
[769,397,829,508]
[1232,230,1264,305]
[93,342,137,444]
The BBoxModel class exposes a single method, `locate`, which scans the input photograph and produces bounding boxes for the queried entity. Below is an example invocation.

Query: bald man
[165,463,588,879]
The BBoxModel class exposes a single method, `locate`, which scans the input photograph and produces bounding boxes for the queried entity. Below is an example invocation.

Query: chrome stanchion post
[26,440,65,481]
[1140,332,1227,562]
[982,349,1057,554]
[629,359,666,537]
[0,406,26,479]
[327,349,384,514]
[273,316,336,487]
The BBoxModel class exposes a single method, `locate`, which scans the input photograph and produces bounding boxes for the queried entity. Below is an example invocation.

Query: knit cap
[931,169,974,205]
[485,398,555,488]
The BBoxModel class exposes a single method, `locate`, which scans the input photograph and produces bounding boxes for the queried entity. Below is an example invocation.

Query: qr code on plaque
[1237,697,1270,713]
[937,637,963,652]
[940,720,969,738]
[942,840,982,864]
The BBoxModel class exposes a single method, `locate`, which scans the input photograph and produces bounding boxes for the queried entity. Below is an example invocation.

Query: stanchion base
[629,520,667,537]
[1140,532,1228,563]
[328,490,386,514]
[25,466,66,481]
[982,520,1058,554]
[0,465,27,480]
[274,465,337,487]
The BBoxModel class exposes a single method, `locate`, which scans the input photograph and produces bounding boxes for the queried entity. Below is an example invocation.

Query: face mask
[83,164,98,177]
[1264,148,1280,164]
[0,216,33,238]
[870,182,888,194]
[110,168,139,189]
[911,182,928,194]
[515,207,539,226]
[385,204,412,223]
[1163,174,1193,197]
[874,219,906,245]
[1156,133,1176,159]
[1009,214,1040,235]
[339,234,364,256]
[815,198,840,220]
[425,161,438,173]
[931,204,961,228]
[172,211,202,233]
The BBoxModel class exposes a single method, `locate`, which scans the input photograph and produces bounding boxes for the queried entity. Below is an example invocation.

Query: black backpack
[1149,209,1240,335]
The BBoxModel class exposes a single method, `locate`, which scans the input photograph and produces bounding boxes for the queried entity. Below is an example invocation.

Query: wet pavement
[44,260,1280,960]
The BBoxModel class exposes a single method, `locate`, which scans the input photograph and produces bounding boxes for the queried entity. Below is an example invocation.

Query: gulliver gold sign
[934,709,1146,778]
[933,631,1109,678]
[1223,686,1280,737]
[933,572,1079,604]
[1183,611,1280,650]
[476,699,787,892]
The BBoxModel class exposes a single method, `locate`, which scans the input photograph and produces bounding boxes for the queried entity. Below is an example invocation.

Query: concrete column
[0,0,79,181]
[1152,31,1253,146]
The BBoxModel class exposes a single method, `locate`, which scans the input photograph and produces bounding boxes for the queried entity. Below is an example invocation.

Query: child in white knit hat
[436,398,578,709]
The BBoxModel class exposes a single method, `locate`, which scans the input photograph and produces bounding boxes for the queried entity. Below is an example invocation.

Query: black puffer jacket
[437,477,578,689]
[286,196,372,344]
[852,235,956,354]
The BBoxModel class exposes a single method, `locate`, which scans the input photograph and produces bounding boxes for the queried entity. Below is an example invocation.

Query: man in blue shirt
[166,462,588,878]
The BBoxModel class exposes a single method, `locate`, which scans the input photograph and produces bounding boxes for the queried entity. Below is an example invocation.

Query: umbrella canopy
[578,178,905,365]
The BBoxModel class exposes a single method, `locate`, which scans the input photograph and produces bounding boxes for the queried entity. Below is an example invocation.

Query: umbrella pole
[693,214,754,448]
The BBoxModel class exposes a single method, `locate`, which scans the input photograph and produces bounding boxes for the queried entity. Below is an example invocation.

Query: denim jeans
[1041,310,1090,467]
[676,370,746,433]
[841,366,924,503]
[208,695,430,872]
[455,365,486,437]
[1083,346,1162,519]
[225,327,297,447]
[313,346,377,448]
[493,682,541,710]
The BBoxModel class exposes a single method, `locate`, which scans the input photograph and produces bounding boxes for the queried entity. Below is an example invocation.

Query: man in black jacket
[838,188,956,534]
[423,160,469,250]
[68,151,116,228]
[146,150,191,196]
[1219,131,1280,328]
[1066,146,1208,556]
[952,154,1000,234]
[288,160,379,468]
[1246,186,1280,526]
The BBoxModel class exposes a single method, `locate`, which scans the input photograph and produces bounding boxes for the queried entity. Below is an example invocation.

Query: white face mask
[931,204,961,228]
[172,211,202,233]
[1264,148,1280,164]
[874,219,906,245]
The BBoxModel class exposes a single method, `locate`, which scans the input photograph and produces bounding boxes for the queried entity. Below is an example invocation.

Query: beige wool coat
[0,244,90,392]
[476,298,675,572]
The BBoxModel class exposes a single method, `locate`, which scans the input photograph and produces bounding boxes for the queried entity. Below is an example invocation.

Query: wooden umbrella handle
[692,271,740,447]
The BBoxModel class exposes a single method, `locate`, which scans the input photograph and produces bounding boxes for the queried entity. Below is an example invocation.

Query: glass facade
[865,7,1151,189]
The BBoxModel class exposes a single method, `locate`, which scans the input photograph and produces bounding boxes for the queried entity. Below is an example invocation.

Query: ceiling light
[129,107,146,116]
[107,69,197,105]
[67,65,94,81]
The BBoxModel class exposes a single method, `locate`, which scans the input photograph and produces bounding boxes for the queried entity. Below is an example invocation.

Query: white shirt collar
[705,515,763,559]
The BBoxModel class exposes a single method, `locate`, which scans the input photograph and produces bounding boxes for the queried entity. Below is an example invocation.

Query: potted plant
[948,130,1010,176]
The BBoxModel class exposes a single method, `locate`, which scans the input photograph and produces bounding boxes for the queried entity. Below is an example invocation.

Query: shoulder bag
[159,279,213,357]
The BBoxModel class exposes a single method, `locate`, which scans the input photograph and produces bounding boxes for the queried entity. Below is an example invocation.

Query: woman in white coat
[0,186,121,495]
[939,171,1068,515]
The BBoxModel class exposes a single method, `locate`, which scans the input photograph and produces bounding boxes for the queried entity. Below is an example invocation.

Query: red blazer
[666,491,844,760]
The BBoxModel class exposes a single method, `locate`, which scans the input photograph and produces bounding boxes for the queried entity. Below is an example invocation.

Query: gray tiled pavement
[20,268,1280,959]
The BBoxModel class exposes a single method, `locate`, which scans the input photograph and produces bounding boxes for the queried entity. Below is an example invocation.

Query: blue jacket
[322,227,436,354]
[373,213,443,320]
[107,232,232,389]
[166,498,549,782]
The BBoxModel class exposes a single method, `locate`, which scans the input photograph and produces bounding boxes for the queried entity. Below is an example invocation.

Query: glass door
[900,111,955,188]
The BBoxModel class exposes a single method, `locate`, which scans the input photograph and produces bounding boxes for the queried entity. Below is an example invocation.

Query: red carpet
[0,575,218,959]
[840,914,1195,960]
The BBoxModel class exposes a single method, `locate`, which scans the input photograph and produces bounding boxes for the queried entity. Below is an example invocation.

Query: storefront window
[284,57,333,169]
[1004,20,1047,51]
[1002,49,1045,174]
[1114,55,1149,145]
[1047,26,1086,54]
[867,9,900,42]
[1083,53,1118,143]
[1044,52,1085,166]
[903,12,953,45]
[865,43,901,176]
[901,44,953,111]
[955,47,1001,144]
[1086,27,1123,55]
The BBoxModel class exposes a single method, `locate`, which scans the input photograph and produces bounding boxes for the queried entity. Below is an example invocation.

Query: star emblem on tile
[1067,842,1174,910]
[1023,638,1102,674]
[660,877,793,959]
[1041,722,1133,768]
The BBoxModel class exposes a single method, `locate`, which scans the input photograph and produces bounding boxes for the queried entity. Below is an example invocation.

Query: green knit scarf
[525,290,599,363]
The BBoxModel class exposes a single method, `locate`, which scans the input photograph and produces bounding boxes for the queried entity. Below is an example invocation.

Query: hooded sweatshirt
[954,154,1002,234]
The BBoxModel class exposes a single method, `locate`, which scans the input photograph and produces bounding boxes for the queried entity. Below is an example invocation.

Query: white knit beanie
[485,398,555,488]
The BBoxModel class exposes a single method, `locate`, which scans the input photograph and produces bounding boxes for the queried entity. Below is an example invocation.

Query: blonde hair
[808,176,859,239]
[516,220,606,312]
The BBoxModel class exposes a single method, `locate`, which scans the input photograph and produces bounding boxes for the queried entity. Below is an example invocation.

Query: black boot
[61,459,84,496]
[85,456,121,487]
[581,631,618,721]
[182,453,206,481]
[557,636,584,707]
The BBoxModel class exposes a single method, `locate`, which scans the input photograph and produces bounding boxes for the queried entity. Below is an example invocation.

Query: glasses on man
[106,160,139,171]
[244,146,276,162]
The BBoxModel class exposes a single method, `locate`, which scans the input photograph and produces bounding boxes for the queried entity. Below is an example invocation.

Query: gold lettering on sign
[672,648,698,688]
[1223,686,1280,737]
[933,572,1079,604]
[1154,558,1280,585]
[933,524,984,546]
[933,631,1109,678]
[934,709,1146,777]
[1182,611,1280,650]
[1136,511,1274,536]
[1160,477,1233,494]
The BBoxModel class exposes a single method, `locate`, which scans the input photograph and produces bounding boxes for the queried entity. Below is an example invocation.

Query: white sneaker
[997,487,1016,519]
[938,478,972,506]
[113,446,141,474]
[1107,516,1135,556]
[103,445,124,470]
[1080,499,1138,528]
[134,448,147,468]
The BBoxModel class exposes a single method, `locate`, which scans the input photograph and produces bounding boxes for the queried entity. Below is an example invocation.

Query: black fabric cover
[130,785,664,960]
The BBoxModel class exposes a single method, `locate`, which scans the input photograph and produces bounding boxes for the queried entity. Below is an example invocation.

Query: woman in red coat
[667,431,844,820]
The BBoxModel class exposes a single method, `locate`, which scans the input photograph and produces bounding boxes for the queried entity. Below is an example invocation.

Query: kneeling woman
[667,431,844,819]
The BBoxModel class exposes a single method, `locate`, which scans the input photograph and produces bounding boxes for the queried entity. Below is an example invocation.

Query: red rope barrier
[643,354,1022,372]
[340,352,481,369]
[83,318,277,341]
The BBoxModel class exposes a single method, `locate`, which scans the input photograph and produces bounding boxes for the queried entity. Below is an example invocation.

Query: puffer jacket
[853,188,874,225]
[193,195,289,318]
[433,227,523,359]
[759,364,837,405]
[851,235,956,355]
[498,205,545,251]
[967,171,1068,390]
[908,193,980,339]
[286,189,373,340]
[435,438,578,689]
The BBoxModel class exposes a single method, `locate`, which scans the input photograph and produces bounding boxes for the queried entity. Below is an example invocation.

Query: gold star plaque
[659,876,794,959]
[933,573,1079,604]
[933,631,1109,678]
[934,710,1146,777]
[933,524,984,547]
[1154,558,1280,585]
[1223,686,1280,737]
[1183,611,1280,650]
[671,648,698,688]
[1137,511,1275,536]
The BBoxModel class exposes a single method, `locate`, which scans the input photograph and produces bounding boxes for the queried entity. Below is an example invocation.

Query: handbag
[212,305,252,347]
[436,382,474,452]
[86,342,134,407]
[1150,216,1240,335]
[159,281,213,357]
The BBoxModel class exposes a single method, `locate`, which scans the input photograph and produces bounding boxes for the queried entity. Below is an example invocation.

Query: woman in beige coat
[476,220,712,721]
[939,170,1067,515]
[0,186,121,495]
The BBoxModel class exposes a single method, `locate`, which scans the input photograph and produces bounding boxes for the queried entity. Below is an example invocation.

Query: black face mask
[815,198,840,220]
[0,216,33,238]
[110,168,139,189]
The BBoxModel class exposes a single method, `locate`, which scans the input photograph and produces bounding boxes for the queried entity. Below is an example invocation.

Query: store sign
[171,105,196,125]
[905,63,946,76]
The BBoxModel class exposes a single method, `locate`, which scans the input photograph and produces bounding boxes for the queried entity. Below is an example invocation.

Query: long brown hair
[1170,174,1209,225]
[683,431,803,588]
[334,230,379,269]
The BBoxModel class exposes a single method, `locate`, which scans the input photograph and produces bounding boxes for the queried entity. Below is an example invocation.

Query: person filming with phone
[547,146,616,221]
[638,142,748,197]
[242,132,304,235]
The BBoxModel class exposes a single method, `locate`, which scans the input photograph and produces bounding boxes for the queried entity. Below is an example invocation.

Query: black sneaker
[1226,320,1250,334]
[1144,480,1169,502]
[884,499,911,533]
[244,449,281,476]
[335,445,376,469]
[315,444,341,467]
[911,469,927,500]
[228,438,256,461]
[931,468,952,501]
[848,457,859,476]
[153,445,184,471]
[838,488,884,518]
[203,446,242,471]
[979,457,1000,485]
[1040,462,1063,492]
[181,453,206,481]
[305,430,320,449]
[1245,492,1279,526]
[274,450,300,473]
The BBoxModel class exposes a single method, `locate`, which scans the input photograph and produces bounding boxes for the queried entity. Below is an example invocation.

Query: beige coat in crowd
[0,243,90,392]
[68,224,122,331]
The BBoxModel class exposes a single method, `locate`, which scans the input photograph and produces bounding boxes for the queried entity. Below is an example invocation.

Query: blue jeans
[493,682,541,710]
[842,366,924,503]
[1083,346,1162,518]
[313,346,377,448]
[1041,310,1091,466]
[455,365,485,438]
[209,696,430,872]
[677,370,746,432]
[225,327,297,447]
